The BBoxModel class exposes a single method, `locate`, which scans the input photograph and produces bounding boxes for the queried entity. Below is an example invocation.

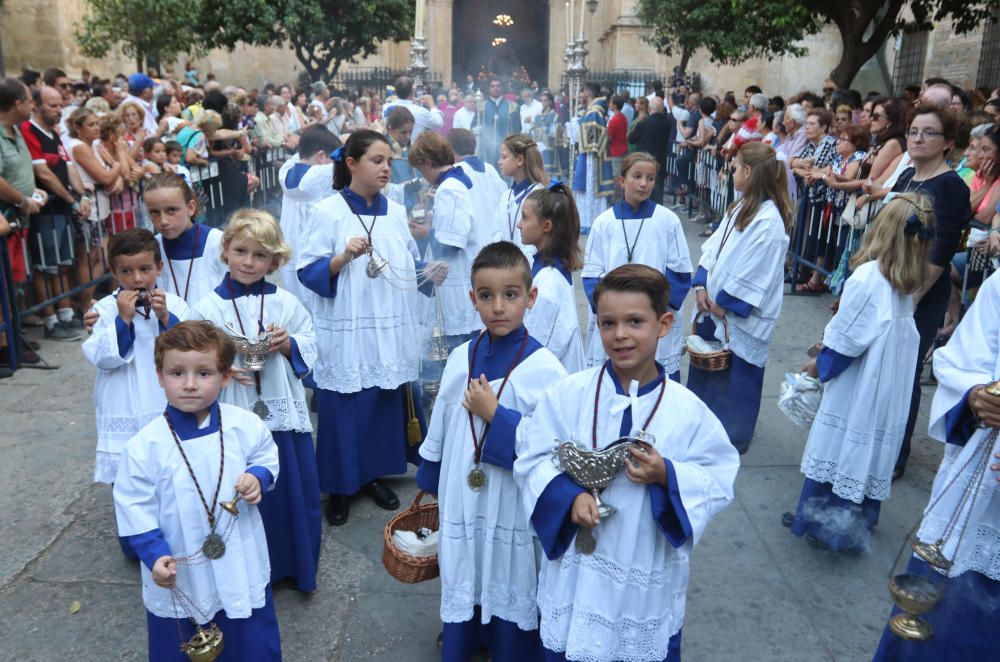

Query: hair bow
[548,178,565,192]
[331,147,344,162]
[903,214,935,241]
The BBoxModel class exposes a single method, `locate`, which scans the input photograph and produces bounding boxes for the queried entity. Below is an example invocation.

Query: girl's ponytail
[525,180,582,271]
[332,130,390,191]
[503,134,550,186]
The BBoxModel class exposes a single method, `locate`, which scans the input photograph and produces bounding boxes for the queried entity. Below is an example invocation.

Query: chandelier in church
[491,37,508,47]
[493,14,514,27]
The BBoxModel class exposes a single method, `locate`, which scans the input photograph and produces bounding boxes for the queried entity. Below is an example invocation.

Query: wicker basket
[686,313,733,372]
[382,490,440,584]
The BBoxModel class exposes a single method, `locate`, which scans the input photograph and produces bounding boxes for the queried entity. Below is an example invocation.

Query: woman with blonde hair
[784,194,933,552]
[688,141,793,453]
[492,133,549,255]
[97,112,142,234]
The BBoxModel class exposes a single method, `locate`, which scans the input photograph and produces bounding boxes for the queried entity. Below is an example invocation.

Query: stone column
[429,0,455,87]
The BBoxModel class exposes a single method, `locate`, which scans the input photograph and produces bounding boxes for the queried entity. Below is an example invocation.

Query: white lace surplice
[799,261,918,502]
[525,265,585,373]
[82,291,190,482]
[114,405,278,621]
[427,177,483,336]
[296,194,422,393]
[698,200,789,367]
[918,271,1000,581]
[582,204,692,376]
[514,368,739,662]
[189,284,316,432]
[420,342,568,629]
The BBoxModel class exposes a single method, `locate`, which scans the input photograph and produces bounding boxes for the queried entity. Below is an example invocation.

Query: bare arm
[72,143,121,187]
[32,163,75,205]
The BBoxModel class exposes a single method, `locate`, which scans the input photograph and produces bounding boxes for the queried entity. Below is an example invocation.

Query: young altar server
[784,194,932,553]
[188,209,322,591]
[415,241,568,661]
[514,264,739,662]
[582,152,692,380]
[297,130,446,526]
[687,142,792,454]
[114,321,281,660]
[147,172,228,305]
[492,134,549,256]
[277,124,341,302]
[84,229,188,485]
[409,131,484,347]
[872,270,1000,661]
[449,128,506,239]
[519,181,585,373]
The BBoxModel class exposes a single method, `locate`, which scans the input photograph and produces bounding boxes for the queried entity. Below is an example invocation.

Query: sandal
[781,512,795,528]
[795,281,828,295]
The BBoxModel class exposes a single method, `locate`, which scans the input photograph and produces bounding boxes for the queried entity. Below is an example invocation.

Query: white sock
[45,314,58,330]
[57,308,74,322]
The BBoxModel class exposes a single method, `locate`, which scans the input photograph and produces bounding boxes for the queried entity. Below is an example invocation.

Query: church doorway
[452,1,550,89]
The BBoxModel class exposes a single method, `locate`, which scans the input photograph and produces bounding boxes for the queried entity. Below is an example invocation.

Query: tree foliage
[75,0,206,71]
[636,0,998,88]
[199,0,415,81]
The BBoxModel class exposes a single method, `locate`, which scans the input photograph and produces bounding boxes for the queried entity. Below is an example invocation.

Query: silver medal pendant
[467,467,487,492]
[202,532,226,560]
[575,528,597,554]
[252,399,270,420]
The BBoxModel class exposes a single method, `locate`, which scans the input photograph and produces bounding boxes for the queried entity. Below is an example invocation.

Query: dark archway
[452,1,550,88]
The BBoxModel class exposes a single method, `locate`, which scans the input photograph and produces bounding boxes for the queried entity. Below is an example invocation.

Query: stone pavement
[0,204,945,661]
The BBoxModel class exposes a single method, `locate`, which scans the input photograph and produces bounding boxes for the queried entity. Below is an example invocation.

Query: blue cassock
[482,96,522,168]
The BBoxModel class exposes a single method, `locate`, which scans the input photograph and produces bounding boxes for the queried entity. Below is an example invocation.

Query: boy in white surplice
[515,264,739,662]
[416,241,568,661]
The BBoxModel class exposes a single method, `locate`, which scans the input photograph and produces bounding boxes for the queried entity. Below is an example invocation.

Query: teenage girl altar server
[582,152,691,380]
[277,124,340,302]
[515,265,739,662]
[688,142,792,454]
[492,134,549,256]
[297,130,445,526]
[518,181,585,373]
[784,195,932,553]
[189,209,322,591]
[408,131,484,347]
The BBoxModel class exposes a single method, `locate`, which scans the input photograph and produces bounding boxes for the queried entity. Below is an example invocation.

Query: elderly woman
[791,108,838,293]
[270,95,299,149]
[253,93,284,149]
[120,102,148,162]
[777,103,808,164]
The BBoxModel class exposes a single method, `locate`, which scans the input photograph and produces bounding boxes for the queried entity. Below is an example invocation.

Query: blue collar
[213,273,277,300]
[342,188,388,215]
[164,402,220,441]
[467,326,541,381]
[462,155,485,173]
[284,162,311,189]
[613,198,655,220]
[436,165,473,189]
[512,178,533,195]
[604,360,666,396]
[532,255,573,285]
[162,223,210,260]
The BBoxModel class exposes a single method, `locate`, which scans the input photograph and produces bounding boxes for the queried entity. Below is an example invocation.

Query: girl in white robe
[583,153,692,379]
[409,131,483,345]
[873,269,1000,661]
[515,264,739,662]
[491,134,549,256]
[297,130,443,526]
[188,210,322,591]
[785,195,933,553]
[688,142,792,454]
[449,128,506,250]
[518,181,586,373]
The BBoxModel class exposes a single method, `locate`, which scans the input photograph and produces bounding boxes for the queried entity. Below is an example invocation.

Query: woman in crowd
[154,93,187,141]
[120,103,148,163]
[791,108,838,294]
[97,112,142,234]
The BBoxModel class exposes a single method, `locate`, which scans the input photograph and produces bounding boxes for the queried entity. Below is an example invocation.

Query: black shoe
[781,512,795,528]
[326,495,349,526]
[362,480,399,510]
[0,367,12,379]
[310,391,317,412]
[806,534,831,551]
[892,467,905,482]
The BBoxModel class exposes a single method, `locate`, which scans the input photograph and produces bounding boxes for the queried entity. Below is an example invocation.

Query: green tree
[637,0,997,89]
[637,0,817,76]
[75,0,206,72]
[200,0,415,82]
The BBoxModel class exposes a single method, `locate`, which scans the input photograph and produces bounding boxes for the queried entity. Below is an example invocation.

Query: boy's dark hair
[164,140,183,155]
[386,104,415,131]
[593,264,670,318]
[471,241,532,289]
[524,183,582,271]
[298,123,341,159]
[154,321,236,373]
[108,228,162,269]
[447,128,476,157]
[408,131,455,168]
[142,136,164,154]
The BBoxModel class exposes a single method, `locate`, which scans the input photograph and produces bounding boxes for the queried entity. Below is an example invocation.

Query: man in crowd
[437,88,462,136]
[519,88,543,136]
[382,75,443,142]
[675,92,703,200]
[627,95,675,204]
[481,77,520,167]
[20,85,91,340]
[453,94,478,133]
[572,82,613,231]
